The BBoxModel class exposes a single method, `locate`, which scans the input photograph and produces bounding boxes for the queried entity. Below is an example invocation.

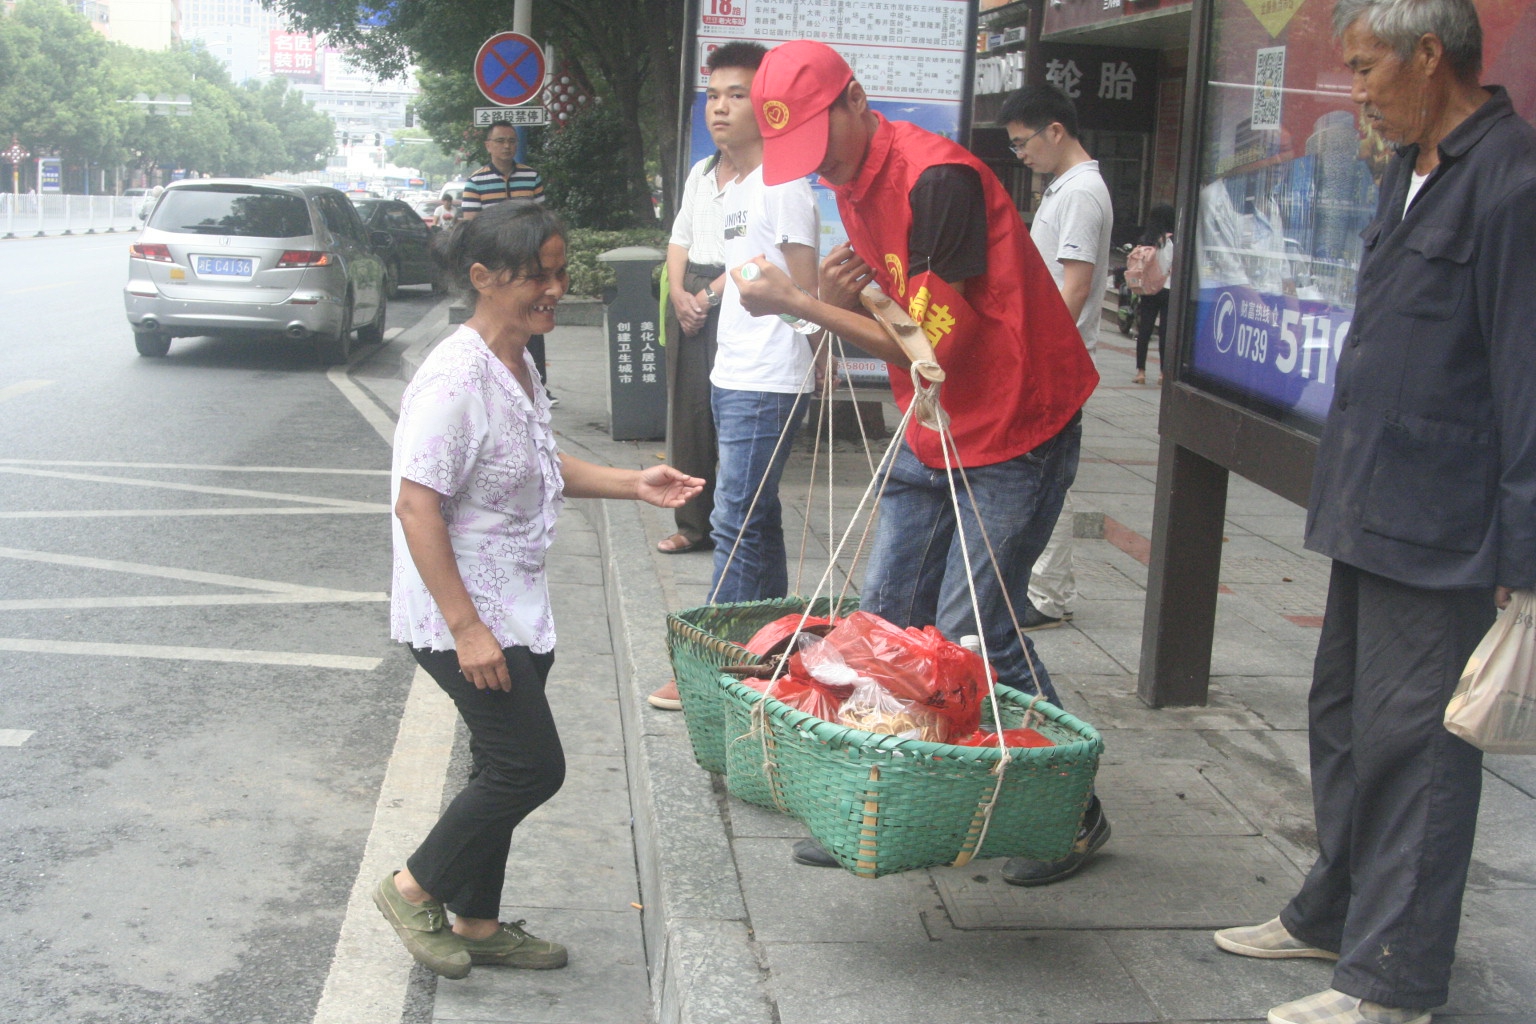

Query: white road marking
[0,380,56,403]
[310,667,456,1024]
[0,638,381,670]
[327,366,398,445]
[0,507,384,519]
[0,459,387,476]
[0,283,70,297]
[0,729,35,747]
[0,593,386,612]
[310,329,465,1022]
[0,545,367,596]
[384,327,404,341]
[0,465,383,509]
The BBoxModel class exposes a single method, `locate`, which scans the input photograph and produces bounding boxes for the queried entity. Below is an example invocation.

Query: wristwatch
[703,285,721,307]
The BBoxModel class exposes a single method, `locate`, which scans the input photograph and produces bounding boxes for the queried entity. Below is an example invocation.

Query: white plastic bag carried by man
[1444,591,1536,754]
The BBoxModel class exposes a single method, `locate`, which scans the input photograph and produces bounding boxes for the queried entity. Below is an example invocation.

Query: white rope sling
[712,285,1053,865]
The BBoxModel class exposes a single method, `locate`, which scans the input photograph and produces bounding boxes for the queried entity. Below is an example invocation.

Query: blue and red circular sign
[474,32,546,107]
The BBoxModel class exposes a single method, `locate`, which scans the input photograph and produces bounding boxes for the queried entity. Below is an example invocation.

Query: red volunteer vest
[830,115,1098,468]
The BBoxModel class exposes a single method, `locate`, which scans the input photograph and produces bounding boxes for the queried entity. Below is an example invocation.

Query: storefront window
[1183,0,1379,430]
[1183,0,1536,433]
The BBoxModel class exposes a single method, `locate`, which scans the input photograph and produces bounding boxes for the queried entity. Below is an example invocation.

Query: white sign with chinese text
[474,106,551,126]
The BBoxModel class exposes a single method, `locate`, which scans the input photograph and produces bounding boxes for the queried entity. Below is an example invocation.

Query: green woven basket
[723,680,788,810]
[719,678,1103,877]
[664,596,858,774]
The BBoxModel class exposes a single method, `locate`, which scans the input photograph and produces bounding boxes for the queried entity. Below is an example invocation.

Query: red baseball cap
[752,40,854,185]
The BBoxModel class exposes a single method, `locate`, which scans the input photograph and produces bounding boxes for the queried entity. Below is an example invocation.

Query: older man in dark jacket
[1211,2,1536,1024]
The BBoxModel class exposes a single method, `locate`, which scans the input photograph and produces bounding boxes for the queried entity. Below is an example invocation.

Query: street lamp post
[3,137,29,197]
[3,137,30,239]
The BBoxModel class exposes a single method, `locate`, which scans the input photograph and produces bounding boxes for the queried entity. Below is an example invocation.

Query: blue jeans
[860,415,1081,705]
[709,386,806,603]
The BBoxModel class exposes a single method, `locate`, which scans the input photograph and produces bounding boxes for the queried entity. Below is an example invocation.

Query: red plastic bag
[956,728,1055,749]
[741,631,854,723]
[739,672,843,720]
[806,612,987,741]
[768,675,849,721]
[743,614,833,657]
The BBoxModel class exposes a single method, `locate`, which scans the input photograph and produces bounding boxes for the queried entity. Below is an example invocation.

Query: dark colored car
[351,198,440,297]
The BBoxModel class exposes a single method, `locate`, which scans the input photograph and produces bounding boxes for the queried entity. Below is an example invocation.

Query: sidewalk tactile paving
[1073,558,1145,599]
[1221,556,1330,586]
[934,835,1304,929]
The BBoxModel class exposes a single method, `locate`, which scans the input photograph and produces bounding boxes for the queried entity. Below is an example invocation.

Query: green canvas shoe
[459,919,568,969]
[371,872,471,980]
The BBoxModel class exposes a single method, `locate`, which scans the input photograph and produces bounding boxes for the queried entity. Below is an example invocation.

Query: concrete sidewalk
[388,303,1536,1024]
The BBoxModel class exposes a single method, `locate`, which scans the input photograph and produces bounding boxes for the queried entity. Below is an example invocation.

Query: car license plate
[195,256,254,278]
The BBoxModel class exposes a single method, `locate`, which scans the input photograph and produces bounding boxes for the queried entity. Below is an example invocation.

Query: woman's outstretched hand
[636,465,705,508]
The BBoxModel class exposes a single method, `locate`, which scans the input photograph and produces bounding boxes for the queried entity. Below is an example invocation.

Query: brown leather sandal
[656,532,711,554]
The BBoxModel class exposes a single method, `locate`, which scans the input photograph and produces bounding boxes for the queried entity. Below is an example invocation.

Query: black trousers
[527,335,547,384]
[1281,561,1493,1008]
[1135,289,1168,371]
[406,645,564,920]
[663,262,722,544]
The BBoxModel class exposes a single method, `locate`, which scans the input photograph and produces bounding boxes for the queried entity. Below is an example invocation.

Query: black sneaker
[1001,796,1110,886]
[790,838,840,868]
[1021,604,1064,632]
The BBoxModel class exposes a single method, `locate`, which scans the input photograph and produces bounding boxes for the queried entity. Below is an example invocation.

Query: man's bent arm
[734,256,968,370]
[1058,259,1095,323]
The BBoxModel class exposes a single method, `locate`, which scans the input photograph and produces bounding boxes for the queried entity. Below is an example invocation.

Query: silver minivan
[124,179,387,364]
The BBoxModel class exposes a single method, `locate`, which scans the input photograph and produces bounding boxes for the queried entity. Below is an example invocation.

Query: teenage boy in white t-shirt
[1002,84,1113,632]
[704,41,820,604]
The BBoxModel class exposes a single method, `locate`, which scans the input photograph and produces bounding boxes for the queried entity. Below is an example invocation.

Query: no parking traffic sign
[474,31,547,107]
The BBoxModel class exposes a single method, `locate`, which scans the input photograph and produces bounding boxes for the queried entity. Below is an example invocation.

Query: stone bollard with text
[598,246,667,441]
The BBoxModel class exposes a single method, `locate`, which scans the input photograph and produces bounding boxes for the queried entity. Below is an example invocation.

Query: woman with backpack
[1128,204,1175,385]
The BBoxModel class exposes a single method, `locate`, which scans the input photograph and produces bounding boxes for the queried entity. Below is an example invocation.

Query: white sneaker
[1214,917,1339,960]
[1268,988,1430,1024]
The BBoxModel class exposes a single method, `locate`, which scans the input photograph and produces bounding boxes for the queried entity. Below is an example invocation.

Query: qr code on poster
[1252,46,1286,130]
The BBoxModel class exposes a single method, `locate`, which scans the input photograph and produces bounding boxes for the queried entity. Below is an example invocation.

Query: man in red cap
[734,40,1105,886]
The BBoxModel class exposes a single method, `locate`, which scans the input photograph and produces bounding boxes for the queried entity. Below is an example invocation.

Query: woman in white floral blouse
[375,201,702,980]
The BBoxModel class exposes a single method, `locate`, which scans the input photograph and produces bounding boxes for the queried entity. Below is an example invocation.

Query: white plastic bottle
[738,262,822,334]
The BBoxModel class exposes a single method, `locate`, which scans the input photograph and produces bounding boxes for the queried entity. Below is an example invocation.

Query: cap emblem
[763,100,791,131]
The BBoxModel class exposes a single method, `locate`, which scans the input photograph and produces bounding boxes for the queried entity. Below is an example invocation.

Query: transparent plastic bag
[837,677,948,742]
[1444,591,1536,754]
[807,612,986,741]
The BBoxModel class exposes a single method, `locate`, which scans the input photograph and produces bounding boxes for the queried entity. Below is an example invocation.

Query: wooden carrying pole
[858,285,944,383]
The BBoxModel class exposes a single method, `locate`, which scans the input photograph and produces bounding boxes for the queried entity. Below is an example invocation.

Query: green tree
[0,2,334,187]
[391,126,466,182]
[244,76,335,172]
[409,64,483,172]
[0,0,131,173]
[266,0,686,223]
[109,43,333,178]
[525,104,650,229]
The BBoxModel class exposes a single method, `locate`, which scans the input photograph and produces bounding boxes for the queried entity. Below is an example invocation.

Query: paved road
[0,234,440,1024]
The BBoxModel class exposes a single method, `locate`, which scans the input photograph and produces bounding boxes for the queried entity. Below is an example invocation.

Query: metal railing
[1,194,143,238]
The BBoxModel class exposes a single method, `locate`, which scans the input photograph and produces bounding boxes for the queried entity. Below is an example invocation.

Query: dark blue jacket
[1306,88,1536,590]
